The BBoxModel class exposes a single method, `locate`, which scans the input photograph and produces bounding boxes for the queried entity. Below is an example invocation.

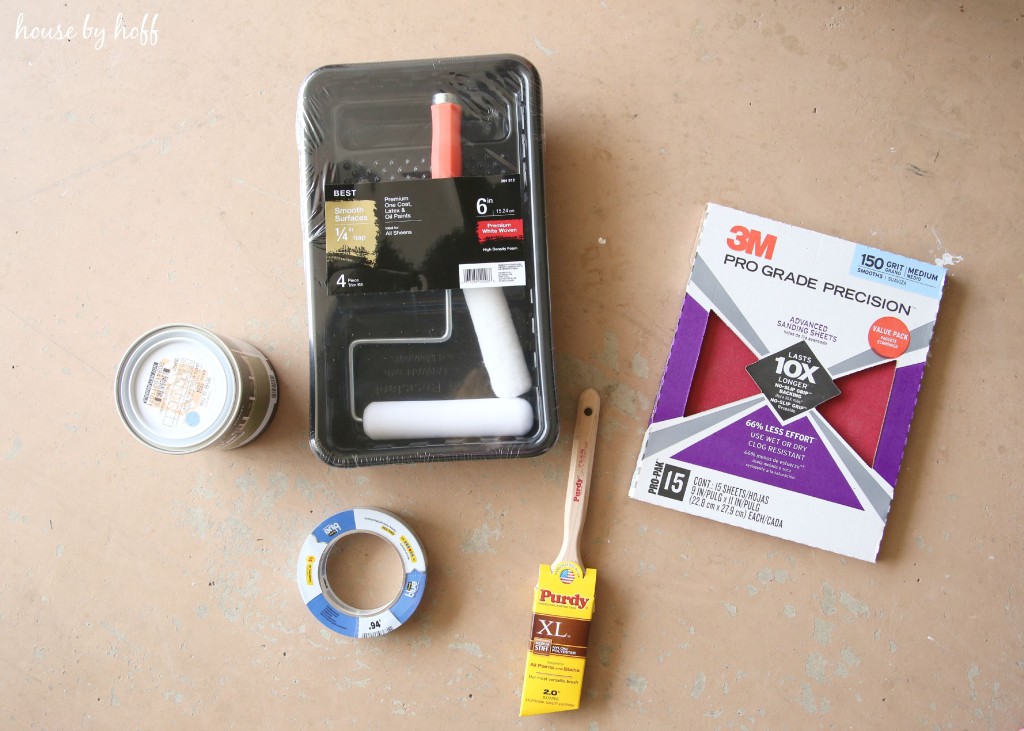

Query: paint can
[115,324,278,453]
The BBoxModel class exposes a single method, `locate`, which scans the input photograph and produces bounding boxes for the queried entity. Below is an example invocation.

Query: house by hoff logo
[728,225,777,260]
[13,12,160,51]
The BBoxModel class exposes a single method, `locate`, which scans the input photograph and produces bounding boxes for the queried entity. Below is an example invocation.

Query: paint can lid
[115,325,238,453]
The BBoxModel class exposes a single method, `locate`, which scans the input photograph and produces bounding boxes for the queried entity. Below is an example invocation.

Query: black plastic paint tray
[297,55,557,467]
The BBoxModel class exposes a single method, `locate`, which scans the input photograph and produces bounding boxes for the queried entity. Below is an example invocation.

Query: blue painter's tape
[313,509,357,544]
[297,508,427,639]
[307,593,359,636]
[391,569,427,624]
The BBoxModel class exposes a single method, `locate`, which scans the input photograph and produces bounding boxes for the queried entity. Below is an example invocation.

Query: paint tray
[297,55,557,467]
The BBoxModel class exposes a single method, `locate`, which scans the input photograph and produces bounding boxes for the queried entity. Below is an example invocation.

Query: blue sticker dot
[185,412,201,427]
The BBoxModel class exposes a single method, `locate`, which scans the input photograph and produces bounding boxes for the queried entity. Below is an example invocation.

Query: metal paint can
[115,324,279,453]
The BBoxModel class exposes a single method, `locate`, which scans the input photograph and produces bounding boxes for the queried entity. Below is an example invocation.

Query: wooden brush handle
[552,388,601,570]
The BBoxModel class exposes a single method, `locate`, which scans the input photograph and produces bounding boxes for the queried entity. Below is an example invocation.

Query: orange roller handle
[431,92,462,179]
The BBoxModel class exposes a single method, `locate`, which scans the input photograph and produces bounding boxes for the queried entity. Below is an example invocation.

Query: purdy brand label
[538,589,590,609]
[520,564,597,716]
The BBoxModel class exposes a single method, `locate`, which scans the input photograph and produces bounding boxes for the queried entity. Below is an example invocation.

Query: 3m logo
[728,225,778,260]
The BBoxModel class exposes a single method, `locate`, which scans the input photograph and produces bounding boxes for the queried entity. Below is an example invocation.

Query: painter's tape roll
[297,508,427,638]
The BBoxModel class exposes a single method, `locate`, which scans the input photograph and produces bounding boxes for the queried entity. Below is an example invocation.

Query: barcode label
[459,262,527,289]
[142,357,211,428]
[463,267,493,284]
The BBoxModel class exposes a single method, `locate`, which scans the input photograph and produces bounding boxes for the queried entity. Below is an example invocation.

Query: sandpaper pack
[629,204,946,561]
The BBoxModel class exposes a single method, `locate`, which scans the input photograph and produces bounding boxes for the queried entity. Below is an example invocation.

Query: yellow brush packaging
[520,388,600,716]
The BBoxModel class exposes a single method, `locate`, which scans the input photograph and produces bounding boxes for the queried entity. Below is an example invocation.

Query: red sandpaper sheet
[684,313,761,416]
[817,361,897,466]
[685,311,896,468]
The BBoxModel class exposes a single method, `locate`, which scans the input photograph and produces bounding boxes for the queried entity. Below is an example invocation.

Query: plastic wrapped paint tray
[297,55,557,467]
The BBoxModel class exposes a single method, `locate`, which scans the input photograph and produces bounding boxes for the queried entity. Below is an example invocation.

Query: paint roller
[356,93,534,440]
[429,93,533,400]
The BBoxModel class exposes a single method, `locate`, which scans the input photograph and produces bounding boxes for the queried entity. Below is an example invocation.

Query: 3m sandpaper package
[629,204,946,561]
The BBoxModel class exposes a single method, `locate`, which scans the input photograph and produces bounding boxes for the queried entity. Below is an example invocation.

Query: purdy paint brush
[520,388,601,716]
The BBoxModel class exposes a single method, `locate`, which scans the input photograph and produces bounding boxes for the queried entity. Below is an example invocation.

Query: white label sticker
[459,261,526,288]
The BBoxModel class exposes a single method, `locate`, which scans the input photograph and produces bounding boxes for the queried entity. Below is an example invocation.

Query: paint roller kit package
[297,56,557,467]
[629,204,946,561]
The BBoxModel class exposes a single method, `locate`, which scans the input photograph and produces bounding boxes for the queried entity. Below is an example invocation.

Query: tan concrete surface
[2,1,1022,728]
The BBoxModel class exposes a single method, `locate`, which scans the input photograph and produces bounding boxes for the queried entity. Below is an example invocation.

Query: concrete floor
[3,1,1022,728]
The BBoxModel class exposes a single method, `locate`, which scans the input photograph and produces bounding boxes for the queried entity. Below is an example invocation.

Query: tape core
[319,530,406,617]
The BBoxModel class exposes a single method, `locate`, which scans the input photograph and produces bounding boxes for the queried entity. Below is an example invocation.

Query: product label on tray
[324,175,527,295]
